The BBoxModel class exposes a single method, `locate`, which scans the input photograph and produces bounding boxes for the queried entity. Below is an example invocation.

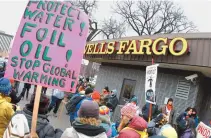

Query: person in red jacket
[118,103,148,138]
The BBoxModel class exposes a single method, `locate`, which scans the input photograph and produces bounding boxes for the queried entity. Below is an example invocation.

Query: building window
[175,80,191,100]
[120,79,136,100]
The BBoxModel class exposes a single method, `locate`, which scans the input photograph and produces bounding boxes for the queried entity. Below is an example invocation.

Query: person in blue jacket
[69,88,94,124]
[176,107,193,137]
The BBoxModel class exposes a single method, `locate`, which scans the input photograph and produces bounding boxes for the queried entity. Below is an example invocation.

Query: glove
[16,105,21,111]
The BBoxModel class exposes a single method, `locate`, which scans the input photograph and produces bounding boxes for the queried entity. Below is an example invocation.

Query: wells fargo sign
[84,37,189,56]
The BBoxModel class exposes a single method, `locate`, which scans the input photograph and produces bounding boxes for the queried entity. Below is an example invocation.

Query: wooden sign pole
[31,85,42,138]
[148,57,154,122]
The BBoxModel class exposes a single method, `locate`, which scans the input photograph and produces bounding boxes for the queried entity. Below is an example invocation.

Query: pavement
[17,83,71,131]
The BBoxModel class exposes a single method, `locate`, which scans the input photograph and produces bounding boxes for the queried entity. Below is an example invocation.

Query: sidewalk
[17,83,70,131]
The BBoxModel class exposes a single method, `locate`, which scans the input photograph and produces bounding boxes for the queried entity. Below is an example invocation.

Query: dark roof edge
[0,32,13,38]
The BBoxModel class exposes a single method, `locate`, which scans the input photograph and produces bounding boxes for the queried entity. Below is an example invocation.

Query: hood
[0,70,5,74]
[23,107,49,131]
[128,116,147,131]
[100,123,111,132]
[99,114,111,125]
[73,119,106,136]
[111,89,117,96]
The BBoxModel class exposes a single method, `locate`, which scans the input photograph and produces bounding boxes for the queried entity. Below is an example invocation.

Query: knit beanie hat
[129,96,138,104]
[85,87,94,95]
[92,91,101,100]
[160,124,178,138]
[9,79,15,84]
[121,103,137,119]
[99,106,111,124]
[78,100,99,119]
[26,93,50,114]
[0,78,11,95]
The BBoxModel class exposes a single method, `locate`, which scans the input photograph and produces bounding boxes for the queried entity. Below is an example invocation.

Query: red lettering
[198,125,211,138]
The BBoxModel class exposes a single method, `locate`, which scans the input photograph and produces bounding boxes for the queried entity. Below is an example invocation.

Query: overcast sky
[0,0,211,40]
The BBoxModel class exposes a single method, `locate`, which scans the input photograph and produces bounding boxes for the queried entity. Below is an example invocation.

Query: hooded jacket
[142,103,159,121]
[105,91,119,111]
[61,119,107,138]
[118,116,148,138]
[180,118,196,138]
[100,114,112,138]
[0,95,14,137]
[21,107,62,138]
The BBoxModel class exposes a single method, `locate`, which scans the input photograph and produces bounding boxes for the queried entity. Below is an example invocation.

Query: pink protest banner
[5,1,89,92]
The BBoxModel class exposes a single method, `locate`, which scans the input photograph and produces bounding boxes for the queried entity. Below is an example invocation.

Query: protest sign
[5,1,89,92]
[196,122,211,138]
[145,64,159,104]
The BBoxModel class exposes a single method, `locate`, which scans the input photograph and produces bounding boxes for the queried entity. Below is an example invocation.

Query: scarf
[166,104,173,111]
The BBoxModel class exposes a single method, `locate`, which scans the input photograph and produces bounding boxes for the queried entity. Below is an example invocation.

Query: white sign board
[196,122,211,138]
[145,64,159,105]
[164,97,169,104]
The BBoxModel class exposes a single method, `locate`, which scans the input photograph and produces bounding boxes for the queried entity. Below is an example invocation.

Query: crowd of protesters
[0,62,206,138]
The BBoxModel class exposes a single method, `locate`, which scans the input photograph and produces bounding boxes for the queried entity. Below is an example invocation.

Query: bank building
[84,33,211,123]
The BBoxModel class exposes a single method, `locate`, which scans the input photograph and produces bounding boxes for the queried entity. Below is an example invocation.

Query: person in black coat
[9,88,22,105]
[21,83,31,100]
[0,62,6,78]
[142,102,160,122]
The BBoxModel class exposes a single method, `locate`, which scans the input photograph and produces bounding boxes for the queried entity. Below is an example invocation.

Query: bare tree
[69,0,101,41]
[113,0,196,36]
[101,17,126,39]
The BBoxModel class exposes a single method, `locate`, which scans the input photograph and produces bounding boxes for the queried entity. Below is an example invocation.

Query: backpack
[3,114,31,138]
[65,95,85,113]
[123,127,148,138]
[106,94,118,111]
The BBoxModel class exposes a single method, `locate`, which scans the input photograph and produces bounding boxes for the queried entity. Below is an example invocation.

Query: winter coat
[70,96,92,121]
[192,116,199,128]
[104,92,118,112]
[99,114,112,138]
[61,119,107,138]
[180,118,196,138]
[100,123,112,138]
[118,116,148,138]
[180,128,195,138]
[0,95,14,137]
[160,105,175,125]
[21,107,63,138]
[142,103,159,121]
[147,119,161,136]
[176,112,189,130]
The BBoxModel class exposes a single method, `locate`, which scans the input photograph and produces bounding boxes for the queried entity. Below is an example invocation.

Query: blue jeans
[48,96,62,114]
